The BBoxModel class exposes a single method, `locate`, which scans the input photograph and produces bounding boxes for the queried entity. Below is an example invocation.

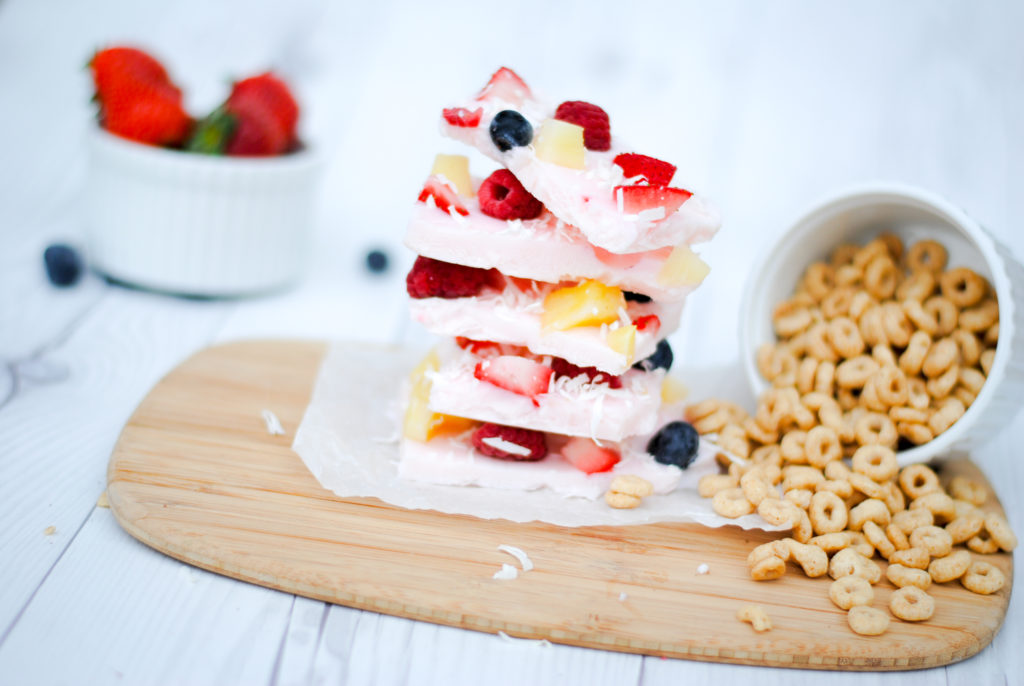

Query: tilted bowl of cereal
[740,183,1024,466]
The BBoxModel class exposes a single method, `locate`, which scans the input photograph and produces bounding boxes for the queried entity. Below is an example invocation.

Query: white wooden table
[1,1,1020,683]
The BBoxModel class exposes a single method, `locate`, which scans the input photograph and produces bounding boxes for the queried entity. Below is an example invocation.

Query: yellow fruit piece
[541,279,626,331]
[403,351,477,441]
[430,153,474,197]
[661,375,689,404]
[534,118,585,169]
[657,244,710,287]
[606,324,637,366]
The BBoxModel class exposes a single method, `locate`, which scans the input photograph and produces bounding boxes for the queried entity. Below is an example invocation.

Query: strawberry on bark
[613,153,676,186]
[418,176,470,216]
[471,423,547,461]
[562,437,620,474]
[615,186,693,216]
[475,67,531,105]
[442,107,483,127]
[474,355,553,403]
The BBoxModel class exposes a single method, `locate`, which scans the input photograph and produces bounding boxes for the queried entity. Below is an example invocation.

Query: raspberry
[551,357,622,388]
[554,101,611,151]
[471,423,547,461]
[477,169,543,220]
[406,256,496,299]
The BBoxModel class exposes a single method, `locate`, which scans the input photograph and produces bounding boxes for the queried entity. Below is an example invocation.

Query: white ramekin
[740,182,1024,465]
[85,127,321,297]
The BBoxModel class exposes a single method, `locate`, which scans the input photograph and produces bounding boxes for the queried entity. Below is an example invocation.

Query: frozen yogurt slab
[410,280,682,375]
[107,340,1013,671]
[439,68,721,253]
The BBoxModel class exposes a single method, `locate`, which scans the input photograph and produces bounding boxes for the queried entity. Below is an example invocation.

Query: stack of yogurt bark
[399,68,721,500]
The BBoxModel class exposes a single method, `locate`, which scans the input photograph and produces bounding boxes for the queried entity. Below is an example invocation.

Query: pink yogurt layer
[409,279,682,375]
[440,81,720,253]
[406,200,699,302]
[427,343,663,442]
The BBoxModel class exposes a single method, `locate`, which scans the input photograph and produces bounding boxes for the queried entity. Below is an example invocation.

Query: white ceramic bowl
[740,182,1024,465]
[85,127,321,297]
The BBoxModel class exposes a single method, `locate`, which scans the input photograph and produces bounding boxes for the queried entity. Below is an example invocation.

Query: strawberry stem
[185,105,237,154]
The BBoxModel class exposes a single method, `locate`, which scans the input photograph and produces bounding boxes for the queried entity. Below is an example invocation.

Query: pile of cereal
[688,234,1015,636]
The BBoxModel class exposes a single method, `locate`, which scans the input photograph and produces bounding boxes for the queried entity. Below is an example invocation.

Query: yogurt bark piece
[439,67,721,254]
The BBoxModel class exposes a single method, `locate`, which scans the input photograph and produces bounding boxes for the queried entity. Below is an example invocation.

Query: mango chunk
[606,324,637,366]
[534,119,586,169]
[403,351,475,440]
[541,279,626,331]
[657,244,710,287]
[661,375,689,404]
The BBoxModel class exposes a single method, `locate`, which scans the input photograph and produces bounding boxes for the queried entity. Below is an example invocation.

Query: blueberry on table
[633,339,673,372]
[365,249,389,274]
[623,291,652,303]
[489,110,533,152]
[43,243,83,287]
[647,421,700,468]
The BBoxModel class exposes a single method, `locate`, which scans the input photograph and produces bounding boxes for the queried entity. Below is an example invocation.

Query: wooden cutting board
[106,340,1013,671]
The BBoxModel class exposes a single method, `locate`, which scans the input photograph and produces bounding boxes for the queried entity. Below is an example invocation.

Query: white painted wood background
[1,0,1021,683]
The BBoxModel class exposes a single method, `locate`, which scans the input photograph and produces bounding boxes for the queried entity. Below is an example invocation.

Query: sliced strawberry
[615,185,693,217]
[613,153,677,186]
[475,67,531,105]
[455,337,505,357]
[442,107,483,127]
[591,245,646,269]
[418,176,470,216]
[474,355,552,401]
[633,314,661,334]
[561,437,621,474]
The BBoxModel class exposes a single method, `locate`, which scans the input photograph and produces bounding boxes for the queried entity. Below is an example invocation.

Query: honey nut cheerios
[889,586,935,622]
[847,606,890,636]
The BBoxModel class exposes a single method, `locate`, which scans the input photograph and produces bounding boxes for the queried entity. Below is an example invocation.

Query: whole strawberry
[90,47,190,147]
[188,72,300,157]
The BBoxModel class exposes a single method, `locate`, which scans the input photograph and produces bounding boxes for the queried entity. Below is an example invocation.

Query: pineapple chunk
[534,119,585,169]
[430,153,474,197]
[661,375,689,404]
[541,279,626,331]
[657,244,710,287]
[606,324,637,366]
[403,351,476,440]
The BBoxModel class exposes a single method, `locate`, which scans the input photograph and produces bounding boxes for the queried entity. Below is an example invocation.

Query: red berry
[554,101,611,151]
[455,337,505,357]
[474,355,553,400]
[406,256,497,299]
[227,73,299,148]
[418,177,470,216]
[90,46,190,146]
[562,437,620,474]
[613,153,677,186]
[477,169,543,220]
[475,67,532,105]
[223,97,288,156]
[472,423,547,461]
[633,314,661,334]
[615,185,693,216]
[442,107,483,127]
[550,357,622,389]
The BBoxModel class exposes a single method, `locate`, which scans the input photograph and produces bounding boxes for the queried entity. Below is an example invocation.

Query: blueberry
[43,243,83,287]
[623,291,652,303]
[489,110,532,152]
[647,421,700,469]
[633,339,673,372]
[365,249,389,274]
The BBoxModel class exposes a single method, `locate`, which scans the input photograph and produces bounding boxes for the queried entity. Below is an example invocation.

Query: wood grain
[106,340,1014,672]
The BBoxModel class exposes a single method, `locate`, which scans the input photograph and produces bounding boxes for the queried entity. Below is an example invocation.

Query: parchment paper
[293,341,778,529]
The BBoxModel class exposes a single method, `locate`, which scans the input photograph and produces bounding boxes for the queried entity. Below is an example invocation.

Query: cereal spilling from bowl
[688,234,1014,636]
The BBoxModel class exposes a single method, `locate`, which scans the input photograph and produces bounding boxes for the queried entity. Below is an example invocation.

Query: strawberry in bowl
[84,46,320,297]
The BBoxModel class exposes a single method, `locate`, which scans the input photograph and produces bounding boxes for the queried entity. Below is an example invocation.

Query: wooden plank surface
[105,340,1013,671]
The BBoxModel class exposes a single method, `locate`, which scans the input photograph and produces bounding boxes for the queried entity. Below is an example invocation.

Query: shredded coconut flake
[498,544,534,572]
[261,409,285,436]
[482,436,532,457]
[497,631,551,647]
[619,592,628,601]
[697,563,710,575]
[493,563,518,580]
